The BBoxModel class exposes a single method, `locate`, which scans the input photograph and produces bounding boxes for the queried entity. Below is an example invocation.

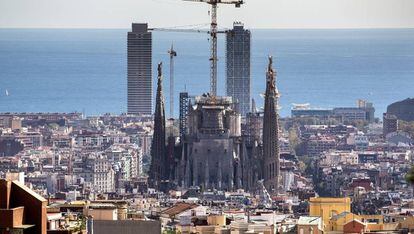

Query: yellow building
[328,211,361,232]
[359,214,399,233]
[308,197,412,233]
[309,197,351,230]
[207,215,226,226]
[399,216,414,231]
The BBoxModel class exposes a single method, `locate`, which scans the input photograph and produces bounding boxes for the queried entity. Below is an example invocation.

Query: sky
[0,0,414,29]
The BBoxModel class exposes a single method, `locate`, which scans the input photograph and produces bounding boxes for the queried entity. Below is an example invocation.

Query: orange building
[0,179,47,234]
[343,219,366,233]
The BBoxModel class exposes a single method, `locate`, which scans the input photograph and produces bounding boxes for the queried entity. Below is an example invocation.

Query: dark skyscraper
[179,92,190,140]
[262,56,280,195]
[127,23,152,115]
[383,113,398,136]
[226,22,251,116]
[149,63,166,188]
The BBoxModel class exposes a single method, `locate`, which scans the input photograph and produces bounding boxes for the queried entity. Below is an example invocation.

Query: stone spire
[262,56,280,195]
[149,62,167,189]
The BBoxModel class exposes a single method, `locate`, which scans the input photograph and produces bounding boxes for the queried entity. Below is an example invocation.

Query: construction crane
[183,0,244,96]
[149,28,209,34]
[168,43,177,119]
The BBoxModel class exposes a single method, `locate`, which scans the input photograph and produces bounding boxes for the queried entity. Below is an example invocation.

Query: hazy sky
[1,0,413,29]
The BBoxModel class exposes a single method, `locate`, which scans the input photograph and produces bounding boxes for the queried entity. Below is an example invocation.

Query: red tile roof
[162,203,199,216]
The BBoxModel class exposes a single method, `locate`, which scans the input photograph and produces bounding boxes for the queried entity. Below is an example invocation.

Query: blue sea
[0,29,413,117]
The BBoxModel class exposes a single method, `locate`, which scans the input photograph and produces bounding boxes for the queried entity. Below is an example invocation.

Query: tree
[288,126,300,152]
[407,166,414,185]
[297,161,306,174]
[399,120,414,137]
[48,123,60,130]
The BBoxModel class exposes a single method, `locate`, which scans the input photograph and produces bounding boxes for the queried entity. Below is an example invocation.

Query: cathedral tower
[149,63,167,188]
[262,56,280,194]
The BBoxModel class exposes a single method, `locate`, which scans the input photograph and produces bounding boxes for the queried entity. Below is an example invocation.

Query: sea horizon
[1,28,413,117]
[1,27,414,30]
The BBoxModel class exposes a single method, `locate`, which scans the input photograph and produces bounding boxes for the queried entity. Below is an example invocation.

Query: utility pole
[168,44,177,118]
[183,0,244,96]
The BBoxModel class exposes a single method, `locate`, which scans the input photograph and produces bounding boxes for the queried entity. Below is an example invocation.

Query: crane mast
[168,44,177,118]
[210,3,218,96]
[183,0,244,96]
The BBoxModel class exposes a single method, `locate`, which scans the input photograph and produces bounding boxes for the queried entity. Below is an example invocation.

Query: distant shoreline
[1,27,414,30]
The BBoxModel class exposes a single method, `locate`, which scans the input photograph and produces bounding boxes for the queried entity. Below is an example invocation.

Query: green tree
[407,166,414,185]
[297,161,306,174]
[399,120,414,137]
[288,126,300,152]
[48,123,59,130]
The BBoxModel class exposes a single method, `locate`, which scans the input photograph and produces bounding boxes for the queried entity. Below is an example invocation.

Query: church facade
[150,58,281,194]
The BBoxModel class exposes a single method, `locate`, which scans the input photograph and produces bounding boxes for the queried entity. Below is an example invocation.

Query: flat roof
[298,216,321,225]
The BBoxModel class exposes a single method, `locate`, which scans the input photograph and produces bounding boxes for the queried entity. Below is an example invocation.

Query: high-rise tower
[127,23,152,115]
[179,92,190,140]
[226,22,251,116]
[149,63,166,188]
[262,56,280,195]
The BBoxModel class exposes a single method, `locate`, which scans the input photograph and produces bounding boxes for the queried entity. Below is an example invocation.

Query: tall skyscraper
[262,56,280,195]
[226,22,251,116]
[127,23,152,115]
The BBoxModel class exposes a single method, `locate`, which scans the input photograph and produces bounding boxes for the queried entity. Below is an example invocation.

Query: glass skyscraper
[226,22,251,116]
[127,23,152,115]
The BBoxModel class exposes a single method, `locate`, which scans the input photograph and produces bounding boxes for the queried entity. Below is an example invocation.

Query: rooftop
[162,202,199,216]
[297,216,321,225]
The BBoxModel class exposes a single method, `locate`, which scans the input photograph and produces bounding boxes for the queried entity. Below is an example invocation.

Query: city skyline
[1,0,414,29]
[0,1,413,233]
